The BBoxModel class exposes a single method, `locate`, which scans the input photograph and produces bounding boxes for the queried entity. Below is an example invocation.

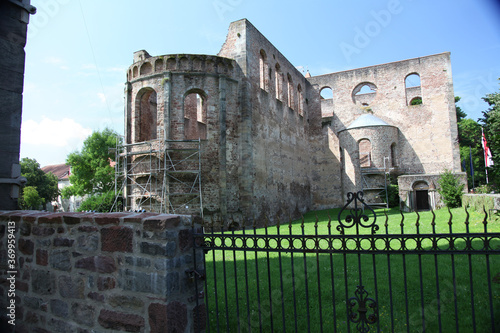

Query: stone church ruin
[115,19,465,225]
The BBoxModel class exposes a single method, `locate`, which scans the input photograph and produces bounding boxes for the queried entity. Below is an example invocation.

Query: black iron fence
[192,192,500,332]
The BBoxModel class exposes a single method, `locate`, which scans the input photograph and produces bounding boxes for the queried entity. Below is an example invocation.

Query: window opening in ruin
[133,66,138,78]
[135,88,157,143]
[259,50,268,91]
[320,87,333,99]
[390,143,397,167]
[352,82,377,105]
[410,97,423,105]
[356,84,376,95]
[154,58,164,72]
[359,139,372,168]
[405,73,421,88]
[297,84,303,116]
[405,73,423,106]
[140,62,152,75]
[184,91,207,140]
[287,73,294,109]
[275,63,283,100]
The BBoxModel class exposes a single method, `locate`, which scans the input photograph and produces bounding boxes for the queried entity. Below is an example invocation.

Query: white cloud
[21,117,92,148]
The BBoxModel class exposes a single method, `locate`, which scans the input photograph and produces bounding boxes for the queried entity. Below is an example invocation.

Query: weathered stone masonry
[124,18,465,225]
[0,211,204,332]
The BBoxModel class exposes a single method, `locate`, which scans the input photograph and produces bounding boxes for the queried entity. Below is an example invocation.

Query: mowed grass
[203,207,500,332]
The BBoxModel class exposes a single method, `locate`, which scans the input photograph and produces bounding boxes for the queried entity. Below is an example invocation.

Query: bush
[383,183,400,208]
[437,170,465,208]
[78,192,121,212]
[19,186,43,210]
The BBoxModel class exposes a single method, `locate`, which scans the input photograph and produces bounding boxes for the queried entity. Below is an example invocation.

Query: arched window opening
[320,87,334,117]
[405,73,423,106]
[410,97,422,105]
[405,73,421,88]
[259,50,268,91]
[297,84,303,116]
[390,143,397,167]
[359,139,372,168]
[154,59,164,72]
[352,82,377,105]
[133,66,138,78]
[275,63,283,100]
[320,87,333,99]
[135,88,157,143]
[287,74,294,109]
[140,62,152,75]
[184,91,207,140]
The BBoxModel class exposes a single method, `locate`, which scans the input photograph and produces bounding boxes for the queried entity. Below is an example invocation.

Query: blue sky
[21,0,500,167]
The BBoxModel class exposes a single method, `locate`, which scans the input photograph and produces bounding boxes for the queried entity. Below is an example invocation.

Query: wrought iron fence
[192,191,500,332]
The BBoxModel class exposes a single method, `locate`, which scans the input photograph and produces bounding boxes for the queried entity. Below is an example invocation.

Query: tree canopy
[62,128,121,198]
[480,80,500,187]
[20,157,59,209]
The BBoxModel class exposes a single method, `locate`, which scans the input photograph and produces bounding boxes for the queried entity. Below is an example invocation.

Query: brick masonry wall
[0,211,205,333]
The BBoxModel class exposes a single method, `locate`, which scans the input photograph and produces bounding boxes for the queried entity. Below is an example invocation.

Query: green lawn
[203,207,500,332]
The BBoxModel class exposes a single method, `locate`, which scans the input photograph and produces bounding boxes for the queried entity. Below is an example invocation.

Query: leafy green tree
[78,192,119,212]
[480,80,500,188]
[19,186,43,210]
[455,96,467,122]
[62,128,120,198]
[20,157,59,209]
[438,170,465,208]
[455,96,486,189]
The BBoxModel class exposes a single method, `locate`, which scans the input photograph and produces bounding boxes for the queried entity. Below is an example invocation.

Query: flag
[482,129,494,167]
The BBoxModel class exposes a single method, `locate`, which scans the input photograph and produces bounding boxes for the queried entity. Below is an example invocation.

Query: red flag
[482,129,494,167]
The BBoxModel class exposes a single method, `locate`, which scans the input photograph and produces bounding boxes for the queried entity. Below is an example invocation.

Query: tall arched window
[184,91,207,140]
[390,143,397,167]
[287,73,294,109]
[275,63,283,100]
[405,73,422,105]
[259,50,268,91]
[135,88,157,142]
[359,139,372,168]
[297,84,303,116]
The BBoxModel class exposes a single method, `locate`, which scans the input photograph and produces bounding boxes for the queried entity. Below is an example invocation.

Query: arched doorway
[413,181,429,210]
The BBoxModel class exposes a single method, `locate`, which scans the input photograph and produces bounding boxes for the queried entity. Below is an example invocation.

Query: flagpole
[482,127,490,184]
[469,145,475,190]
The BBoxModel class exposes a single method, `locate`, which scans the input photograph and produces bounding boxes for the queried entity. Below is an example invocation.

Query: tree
[438,170,465,208]
[455,96,486,189]
[20,157,59,209]
[480,80,500,188]
[19,186,43,210]
[62,128,120,198]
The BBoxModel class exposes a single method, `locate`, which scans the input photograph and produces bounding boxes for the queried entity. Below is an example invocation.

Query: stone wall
[0,211,205,332]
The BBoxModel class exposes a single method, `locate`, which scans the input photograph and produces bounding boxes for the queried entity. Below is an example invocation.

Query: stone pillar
[0,0,36,210]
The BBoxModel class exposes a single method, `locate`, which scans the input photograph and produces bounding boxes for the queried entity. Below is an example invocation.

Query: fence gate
[192,192,500,332]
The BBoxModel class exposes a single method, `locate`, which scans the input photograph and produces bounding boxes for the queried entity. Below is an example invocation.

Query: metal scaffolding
[113,139,203,216]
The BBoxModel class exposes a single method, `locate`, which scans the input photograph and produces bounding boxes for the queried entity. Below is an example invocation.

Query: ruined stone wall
[219,19,320,223]
[308,53,460,175]
[308,53,461,208]
[0,211,204,332]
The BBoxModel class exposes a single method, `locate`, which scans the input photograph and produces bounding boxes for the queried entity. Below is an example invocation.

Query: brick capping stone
[0,211,205,332]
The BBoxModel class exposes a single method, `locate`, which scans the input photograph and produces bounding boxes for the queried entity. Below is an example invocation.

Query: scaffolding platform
[113,139,203,216]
